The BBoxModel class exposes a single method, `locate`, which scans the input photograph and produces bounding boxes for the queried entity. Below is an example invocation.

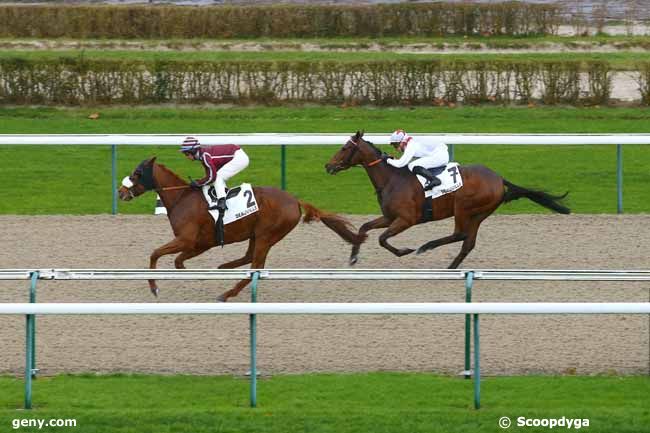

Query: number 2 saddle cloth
[202,183,259,225]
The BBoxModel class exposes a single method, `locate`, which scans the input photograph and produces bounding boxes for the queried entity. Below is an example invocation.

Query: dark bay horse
[325,131,570,268]
[118,157,366,301]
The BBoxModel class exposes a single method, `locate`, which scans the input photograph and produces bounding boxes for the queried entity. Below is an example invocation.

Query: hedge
[0,58,637,106]
[0,2,562,38]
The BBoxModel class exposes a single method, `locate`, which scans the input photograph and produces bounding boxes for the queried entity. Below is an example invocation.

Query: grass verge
[0,373,648,433]
[1,106,648,215]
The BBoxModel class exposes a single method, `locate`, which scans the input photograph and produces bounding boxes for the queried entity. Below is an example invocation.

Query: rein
[158,185,190,192]
[366,158,382,167]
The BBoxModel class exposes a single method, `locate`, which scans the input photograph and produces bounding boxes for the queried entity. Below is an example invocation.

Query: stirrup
[216,198,228,212]
[424,179,440,191]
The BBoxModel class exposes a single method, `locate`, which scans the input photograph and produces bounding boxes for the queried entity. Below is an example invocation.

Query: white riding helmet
[390,129,409,144]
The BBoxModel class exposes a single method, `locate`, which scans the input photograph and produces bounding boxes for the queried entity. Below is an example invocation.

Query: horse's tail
[502,179,571,214]
[299,201,367,245]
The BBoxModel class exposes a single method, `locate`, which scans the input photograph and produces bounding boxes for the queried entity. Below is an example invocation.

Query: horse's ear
[355,130,361,140]
[360,130,365,138]
[148,157,157,165]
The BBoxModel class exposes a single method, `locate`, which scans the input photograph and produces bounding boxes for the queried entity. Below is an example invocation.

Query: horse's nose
[324,163,335,175]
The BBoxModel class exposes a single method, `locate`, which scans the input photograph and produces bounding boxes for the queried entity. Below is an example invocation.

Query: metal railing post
[280,145,287,191]
[449,143,455,161]
[463,271,474,379]
[616,143,623,214]
[249,271,260,408]
[473,313,481,409]
[29,271,38,378]
[111,144,118,215]
[24,271,39,410]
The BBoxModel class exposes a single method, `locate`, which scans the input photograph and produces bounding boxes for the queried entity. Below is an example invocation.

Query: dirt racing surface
[0,214,648,376]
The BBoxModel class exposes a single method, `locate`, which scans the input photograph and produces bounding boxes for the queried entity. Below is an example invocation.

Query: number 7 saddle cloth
[416,162,463,199]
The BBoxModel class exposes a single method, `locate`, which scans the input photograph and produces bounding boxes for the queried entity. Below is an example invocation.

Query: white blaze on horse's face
[122,176,134,188]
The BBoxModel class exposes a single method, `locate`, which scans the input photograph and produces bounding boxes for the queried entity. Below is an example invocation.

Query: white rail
[3,269,650,281]
[2,133,650,146]
[1,302,649,315]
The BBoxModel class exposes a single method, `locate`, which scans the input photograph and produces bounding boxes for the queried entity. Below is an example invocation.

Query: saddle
[207,186,242,210]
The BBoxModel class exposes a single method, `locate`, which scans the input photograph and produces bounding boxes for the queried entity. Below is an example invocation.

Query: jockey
[179,136,250,211]
[386,129,449,190]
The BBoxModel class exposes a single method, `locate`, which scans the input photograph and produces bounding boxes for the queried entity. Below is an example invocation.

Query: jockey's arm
[195,153,217,186]
[387,142,417,168]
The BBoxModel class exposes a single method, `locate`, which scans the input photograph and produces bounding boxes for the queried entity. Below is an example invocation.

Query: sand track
[0,214,648,376]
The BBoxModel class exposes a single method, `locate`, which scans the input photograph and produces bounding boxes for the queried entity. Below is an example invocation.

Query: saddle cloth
[202,183,259,225]
[416,162,463,199]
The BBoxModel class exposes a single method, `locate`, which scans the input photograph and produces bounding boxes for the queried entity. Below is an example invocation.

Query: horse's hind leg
[448,215,487,269]
[148,238,187,296]
[174,248,209,269]
[350,216,390,265]
[217,240,272,302]
[378,217,416,257]
[218,238,255,269]
[416,232,466,255]
[217,225,290,302]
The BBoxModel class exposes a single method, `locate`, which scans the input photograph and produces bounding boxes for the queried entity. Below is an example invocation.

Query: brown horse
[118,157,366,301]
[325,131,570,268]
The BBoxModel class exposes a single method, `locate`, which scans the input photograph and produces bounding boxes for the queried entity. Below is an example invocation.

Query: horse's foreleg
[148,238,186,296]
[218,238,272,302]
[350,216,390,265]
[218,238,255,269]
[378,218,416,257]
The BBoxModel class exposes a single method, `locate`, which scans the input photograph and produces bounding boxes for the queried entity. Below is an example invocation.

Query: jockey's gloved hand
[189,181,201,190]
[381,152,391,161]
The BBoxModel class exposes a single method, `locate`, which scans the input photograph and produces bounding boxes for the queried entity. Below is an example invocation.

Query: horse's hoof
[349,255,358,266]
[416,247,426,255]
[216,294,226,302]
[150,287,160,297]
[398,248,415,257]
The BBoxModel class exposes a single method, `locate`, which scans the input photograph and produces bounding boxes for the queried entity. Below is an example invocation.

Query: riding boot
[215,197,227,247]
[412,166,441,191]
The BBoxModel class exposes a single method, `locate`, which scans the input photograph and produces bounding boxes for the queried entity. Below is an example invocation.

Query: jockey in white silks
[386,129,449,190]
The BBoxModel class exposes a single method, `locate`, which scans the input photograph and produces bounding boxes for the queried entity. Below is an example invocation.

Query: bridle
[336,138,382,170]
[122,162,191,208]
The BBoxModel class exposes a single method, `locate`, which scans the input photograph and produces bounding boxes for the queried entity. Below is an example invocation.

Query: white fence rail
[1,302,649,315]
[1,133,647,214]
[3,268,650,281]
[3,268,649,411]
[2,133,650,146]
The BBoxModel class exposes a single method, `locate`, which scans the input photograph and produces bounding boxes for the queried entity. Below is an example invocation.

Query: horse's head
[325,131,383,175]
[118,157,157,201]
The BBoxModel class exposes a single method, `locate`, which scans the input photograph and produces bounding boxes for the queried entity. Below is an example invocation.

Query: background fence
[2,268,649,410]
[2,133,650,214]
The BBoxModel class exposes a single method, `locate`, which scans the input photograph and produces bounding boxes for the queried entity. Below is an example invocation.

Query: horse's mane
[361,138,383,158]
[361,138,411,178]
[153,160,187,185]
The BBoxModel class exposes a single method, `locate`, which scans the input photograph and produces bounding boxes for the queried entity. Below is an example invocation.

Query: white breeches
[407,146,449,171]
[214,149,249,198]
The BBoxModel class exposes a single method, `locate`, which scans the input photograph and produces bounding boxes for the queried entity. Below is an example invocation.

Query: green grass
[2,49,650,70]
[1,106,649,215]
[0,374,648,433]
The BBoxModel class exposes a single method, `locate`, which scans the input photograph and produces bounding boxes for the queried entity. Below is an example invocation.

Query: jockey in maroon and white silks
[180,136,250,210]
[386,129,449,190]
